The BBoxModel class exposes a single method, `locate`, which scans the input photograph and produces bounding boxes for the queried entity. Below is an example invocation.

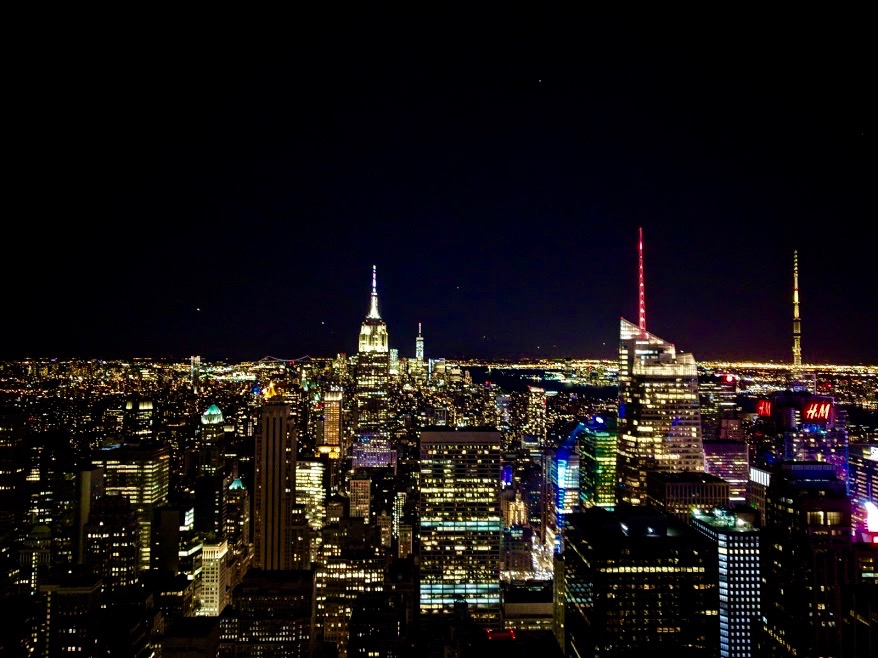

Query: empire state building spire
[368,265,381,319]
[358,265,389,354]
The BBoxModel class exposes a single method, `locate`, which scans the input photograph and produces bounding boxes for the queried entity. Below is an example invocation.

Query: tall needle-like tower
[638,226,647,336]
[792,250,802,370]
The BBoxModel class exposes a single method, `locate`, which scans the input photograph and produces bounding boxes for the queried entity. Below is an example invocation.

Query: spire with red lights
[638,227,647,335]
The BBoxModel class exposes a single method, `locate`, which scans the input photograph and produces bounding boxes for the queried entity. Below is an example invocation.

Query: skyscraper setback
[355,266,391,435]
[617,228,705,505]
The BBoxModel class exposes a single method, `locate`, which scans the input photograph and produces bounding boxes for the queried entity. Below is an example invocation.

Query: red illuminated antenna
[638,227,647,334]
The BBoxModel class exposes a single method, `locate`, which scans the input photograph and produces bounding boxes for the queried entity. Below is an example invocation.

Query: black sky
[5,6,876,364]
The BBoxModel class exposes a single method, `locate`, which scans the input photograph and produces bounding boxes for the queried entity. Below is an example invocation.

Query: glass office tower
[419,429,502,625]
[617,317,705,505]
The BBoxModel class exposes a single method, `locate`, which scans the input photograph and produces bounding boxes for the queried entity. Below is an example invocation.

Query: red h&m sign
[803,400,833,422]
[756,399,772,417]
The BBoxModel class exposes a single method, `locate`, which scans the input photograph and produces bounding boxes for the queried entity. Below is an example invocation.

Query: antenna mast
[792,250,802,369]
[638,227,647,335]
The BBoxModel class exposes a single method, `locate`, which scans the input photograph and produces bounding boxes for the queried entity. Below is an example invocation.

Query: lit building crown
[358,265,389,353]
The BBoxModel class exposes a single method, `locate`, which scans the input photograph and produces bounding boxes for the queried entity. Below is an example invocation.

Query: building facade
[418,429,502,625]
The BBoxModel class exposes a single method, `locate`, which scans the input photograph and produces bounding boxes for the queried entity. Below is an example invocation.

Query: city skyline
[5,6,875,365]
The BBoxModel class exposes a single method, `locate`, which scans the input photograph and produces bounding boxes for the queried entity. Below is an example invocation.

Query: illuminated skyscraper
[524,386,547,449]
[199,539,230,616]
[349,470,371,521]
[848,443,878,538]
[548,429,580,553]
[320,387,344,455]
[419,429,502,625]
[617,230,704,505]
[692,507,761,658]
[415,322,424,361]
[190,355,201,392]
[355,266,391,436]
[578,413,618,509]
[95,443,170,570]
[296,460,326,563]
[195,404,228,538]
[253,394,298,570]
[703,439,749,503]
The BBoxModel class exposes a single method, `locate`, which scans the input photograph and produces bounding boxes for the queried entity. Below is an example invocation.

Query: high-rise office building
[95,443,170,570]
[415,322,424,361]
[848,443,878,537]
[698,372,740,441]
[218,568,316,657]
[152,504,203,580]
[548,426,581,553]
[253,394,298,570]
[646,471,731,524]
[74,464,104,564]
[578,413,618,509]
[0,408,28,536]
[355,265,391,436]
[199,539,230,616]
[419,429,502,625]
[349,470,371,521]
[617,315,705,505]
[760,461,851,656]
[122,395,156,442]
[296,460,327,531]
[561,505,718,656]
[524,386,547,449]
[316,386,344,494]
[692,507,761,658]
[225,476,251,550]
[195,404,228,538]
[37,573,103,657]
[190,355,201,392]
[318,386,343,458]
[315,550,385,653]
[83,493,140,598]
[703,439,749,503]
[617,229,705,506]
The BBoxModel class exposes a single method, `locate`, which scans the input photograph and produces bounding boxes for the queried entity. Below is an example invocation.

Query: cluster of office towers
[8,245,877,657]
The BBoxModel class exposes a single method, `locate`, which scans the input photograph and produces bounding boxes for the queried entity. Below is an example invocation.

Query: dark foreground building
[561,505,718,657]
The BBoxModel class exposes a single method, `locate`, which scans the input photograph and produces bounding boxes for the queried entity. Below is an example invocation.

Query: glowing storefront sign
[756,399,772,417]
[803,400,832,422]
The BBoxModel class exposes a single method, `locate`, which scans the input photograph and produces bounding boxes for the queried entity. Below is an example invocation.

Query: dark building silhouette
[561,505,718,657]
[82,493,139,599]
[347,590,408,657]
[646,470,731,523]
[163,616,221,658]
[253,394,298,570]
[760,461,851,656]
[218,567,316,657]
[37,572,103,657]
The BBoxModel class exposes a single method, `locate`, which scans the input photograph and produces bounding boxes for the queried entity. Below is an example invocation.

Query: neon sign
[756,399,772,416]
[803,401,832,422]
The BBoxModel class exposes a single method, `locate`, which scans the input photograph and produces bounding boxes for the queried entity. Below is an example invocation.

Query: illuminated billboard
[756,399,772,417]
[802,399,833,423]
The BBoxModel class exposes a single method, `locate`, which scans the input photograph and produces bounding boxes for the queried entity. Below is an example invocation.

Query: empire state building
[355,265,391,436]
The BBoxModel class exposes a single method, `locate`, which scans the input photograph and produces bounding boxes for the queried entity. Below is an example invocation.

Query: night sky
[6,6,876,364]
